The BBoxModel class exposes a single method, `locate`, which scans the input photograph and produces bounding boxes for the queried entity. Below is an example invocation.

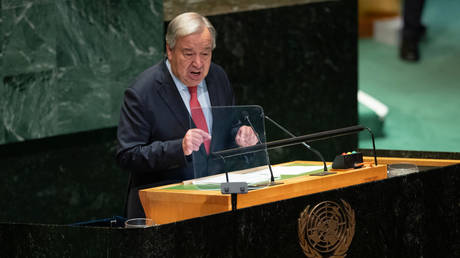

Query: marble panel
[0,0,164,144]
[0,127,127,224]
[0,65,138,143]
[1,0,53,10]
[0,8,2,77]
[209,0,358,161]
[1,2,57,76]
[55,0,163,69]
[2,70,57,142]
[163,0,329,20]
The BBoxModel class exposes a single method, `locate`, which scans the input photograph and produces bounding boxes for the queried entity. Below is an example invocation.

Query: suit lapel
[206,70,222,155]
[206,71,221,107]
[156,62,190,131]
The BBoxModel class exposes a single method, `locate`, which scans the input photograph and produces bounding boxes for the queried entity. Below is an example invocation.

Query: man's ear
[166,44,173,59]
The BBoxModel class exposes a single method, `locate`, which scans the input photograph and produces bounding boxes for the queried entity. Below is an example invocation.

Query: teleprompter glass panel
[188,105,272,189]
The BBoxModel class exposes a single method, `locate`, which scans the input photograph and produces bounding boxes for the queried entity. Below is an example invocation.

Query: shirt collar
[166,59,204,92]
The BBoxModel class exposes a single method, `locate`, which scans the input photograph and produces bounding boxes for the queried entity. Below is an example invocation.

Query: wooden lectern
[139,161,387,225]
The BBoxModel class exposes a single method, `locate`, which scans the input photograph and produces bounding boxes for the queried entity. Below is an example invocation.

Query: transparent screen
[188,105,272,189]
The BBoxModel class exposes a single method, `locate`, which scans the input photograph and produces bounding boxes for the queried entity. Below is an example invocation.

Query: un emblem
[298,200,355,257]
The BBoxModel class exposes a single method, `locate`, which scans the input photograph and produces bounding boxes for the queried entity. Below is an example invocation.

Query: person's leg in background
[400,0,426,62]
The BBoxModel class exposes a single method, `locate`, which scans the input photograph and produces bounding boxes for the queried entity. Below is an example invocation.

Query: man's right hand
[182,129,211,156]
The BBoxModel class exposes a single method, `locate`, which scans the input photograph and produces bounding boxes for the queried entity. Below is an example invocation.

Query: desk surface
[139,161,388,225]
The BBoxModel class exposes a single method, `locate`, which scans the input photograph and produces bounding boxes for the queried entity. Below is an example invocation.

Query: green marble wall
[163,0,327,20]
[0,0,164,144]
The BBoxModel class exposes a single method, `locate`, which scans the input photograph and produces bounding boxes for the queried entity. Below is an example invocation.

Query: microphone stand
[212,123,378,205]
[264,116,334,176]
[212,125,378,166]
[243,113,279,184]
[217,151,248,212]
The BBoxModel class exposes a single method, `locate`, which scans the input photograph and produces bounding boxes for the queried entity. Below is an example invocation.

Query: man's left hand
[235,126,258,147]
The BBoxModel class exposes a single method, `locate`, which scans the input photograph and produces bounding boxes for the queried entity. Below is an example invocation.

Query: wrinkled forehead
[176,29,213,50]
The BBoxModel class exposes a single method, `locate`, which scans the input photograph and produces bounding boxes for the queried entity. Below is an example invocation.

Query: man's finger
[191,128,211,140]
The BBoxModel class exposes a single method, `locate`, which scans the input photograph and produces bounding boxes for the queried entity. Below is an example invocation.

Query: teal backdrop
[0,0,164,144]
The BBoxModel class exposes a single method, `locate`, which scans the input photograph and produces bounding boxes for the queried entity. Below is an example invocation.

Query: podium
[139,161,387,225]
[3,152,460,257]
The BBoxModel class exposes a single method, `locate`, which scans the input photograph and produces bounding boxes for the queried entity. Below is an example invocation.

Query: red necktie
[188,86,210,154]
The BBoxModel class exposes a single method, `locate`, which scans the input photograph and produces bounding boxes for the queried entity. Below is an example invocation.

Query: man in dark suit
[116,12,257,218]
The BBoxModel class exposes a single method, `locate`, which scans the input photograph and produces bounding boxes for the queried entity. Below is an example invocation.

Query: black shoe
[400,39,420,62]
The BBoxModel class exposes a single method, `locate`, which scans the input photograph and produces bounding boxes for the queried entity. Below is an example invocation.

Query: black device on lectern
[332,151,364,169]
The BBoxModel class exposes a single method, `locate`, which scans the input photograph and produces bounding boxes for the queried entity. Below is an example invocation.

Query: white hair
[166,12,216,50]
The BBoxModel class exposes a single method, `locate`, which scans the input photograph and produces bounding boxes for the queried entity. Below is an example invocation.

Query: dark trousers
[402,0,426,41]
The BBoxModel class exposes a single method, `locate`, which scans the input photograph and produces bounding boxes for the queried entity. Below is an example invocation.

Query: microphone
[212,125,378,172]
[241,111,277,183]
[215,125,366,157]
[264,115,332,175]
